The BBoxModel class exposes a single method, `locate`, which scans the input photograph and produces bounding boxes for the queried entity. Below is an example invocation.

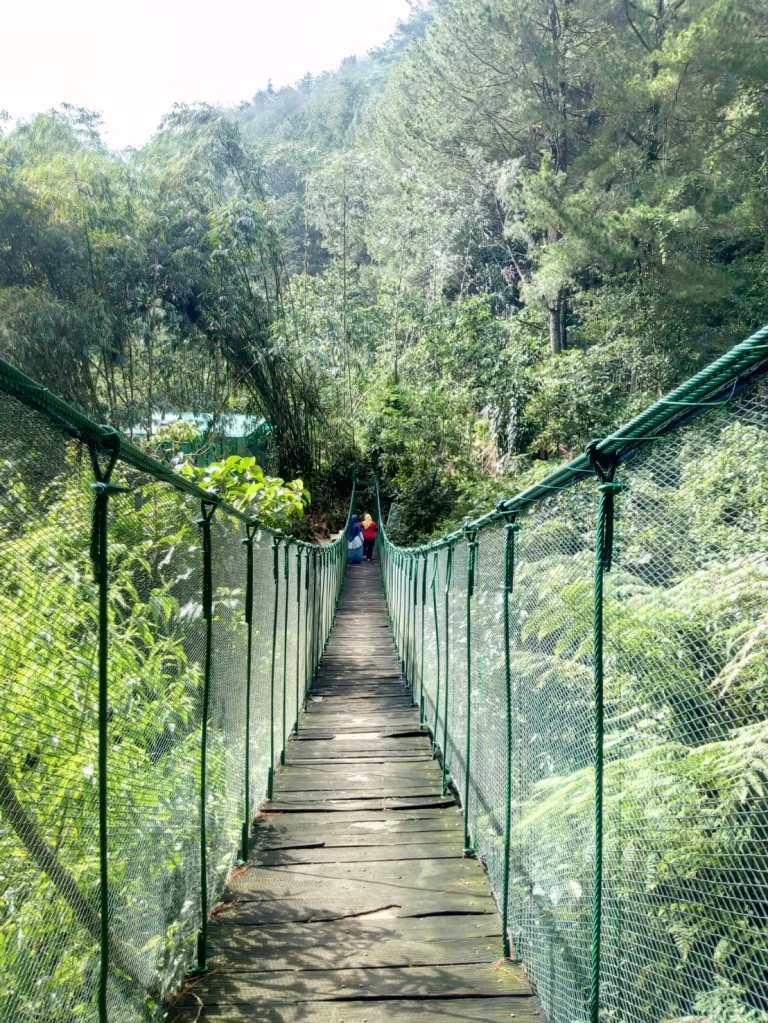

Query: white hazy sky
[1,0,412,150]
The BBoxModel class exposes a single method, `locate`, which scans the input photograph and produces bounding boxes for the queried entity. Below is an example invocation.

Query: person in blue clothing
[347,513,364,564]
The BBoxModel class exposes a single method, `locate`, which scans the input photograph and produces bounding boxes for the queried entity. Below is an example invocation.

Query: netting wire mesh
[0,384,348,1023]
[380,374,768,1023]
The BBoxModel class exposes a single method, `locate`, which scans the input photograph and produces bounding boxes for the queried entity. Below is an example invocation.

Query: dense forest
[1,0,767,539]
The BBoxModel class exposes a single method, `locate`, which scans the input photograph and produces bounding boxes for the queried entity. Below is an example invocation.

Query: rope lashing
[463,527,479,855]
[239,522,259,865]
[586,441,626,1023]
[499,508,521,960]
[192,499,217,975]
[87,430,130,1023]
[267,533,281,800]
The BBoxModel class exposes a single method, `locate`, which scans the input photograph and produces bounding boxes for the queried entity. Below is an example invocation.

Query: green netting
[0,378,350,1023]
[378,328,768,1023]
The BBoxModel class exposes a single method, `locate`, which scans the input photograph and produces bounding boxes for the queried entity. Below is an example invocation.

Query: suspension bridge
[1,323,768,1023]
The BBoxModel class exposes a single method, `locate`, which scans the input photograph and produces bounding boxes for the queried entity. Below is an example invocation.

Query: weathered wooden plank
[254,808,458,826]
[253,841,461,865]
[172,962,532,1005]
[209,934,503,971]
[209,913,500,952]
[254,819,463,845]
[262,796,457,813]
[169,998,543,1023]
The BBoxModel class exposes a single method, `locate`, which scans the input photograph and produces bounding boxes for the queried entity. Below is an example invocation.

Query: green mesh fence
[379,324,768,1023]
[0,363,351,1023]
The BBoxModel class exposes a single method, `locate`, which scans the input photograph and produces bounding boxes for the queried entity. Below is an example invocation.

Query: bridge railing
[377,324,768,1023]
[0,359,352,1022]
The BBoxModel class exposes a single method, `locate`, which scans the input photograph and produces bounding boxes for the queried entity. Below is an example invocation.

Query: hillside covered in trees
[1,0,767,539]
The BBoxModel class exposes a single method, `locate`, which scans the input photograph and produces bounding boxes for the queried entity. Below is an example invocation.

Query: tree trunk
[548,287,568,355]
[0,763,162,999]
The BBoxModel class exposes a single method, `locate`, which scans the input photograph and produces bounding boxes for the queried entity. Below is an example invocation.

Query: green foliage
[178,454,309,527]
[0,447,210,1018]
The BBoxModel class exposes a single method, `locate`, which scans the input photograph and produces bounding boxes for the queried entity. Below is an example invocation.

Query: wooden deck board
[169,562,540,1022]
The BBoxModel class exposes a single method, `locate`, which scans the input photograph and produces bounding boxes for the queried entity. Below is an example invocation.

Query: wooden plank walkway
[170,561,542,1023]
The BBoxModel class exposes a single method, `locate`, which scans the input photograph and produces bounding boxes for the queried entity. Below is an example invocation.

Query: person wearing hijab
[347,513,364,564]
[362,513,378,561]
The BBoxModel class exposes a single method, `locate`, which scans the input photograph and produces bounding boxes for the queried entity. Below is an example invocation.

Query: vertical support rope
[406,557,414,689]
[463,528,478,855]
[419,550,427,728]
[267,534,281,801]
[587,442,624,1023]
[239,522,258,864]
[411,556,418,707]
[88,432,129,1021]
[280,540,290,766]
[431,551,441,754]
[500,512,520,960]
[303,549,311,707]
[193,499,217,974]
[310,549,319,687]
[441,541,454,796]
[294,545,302,736]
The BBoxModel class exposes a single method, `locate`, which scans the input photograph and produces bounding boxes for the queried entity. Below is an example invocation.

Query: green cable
[501,515,521,959]
[193,499,216,974]
[303,549,310,706]
[463,529,478,855]
[406,557,414,687]
[441,542,454,796]
[294,545,302,736]
[431,552,441,755]
[280,541,290,766]
[310,550,319,687]
[419,551,427,728]
[266,535,280,801]
[587,443,625,1023]
[410,557,418,707]
[88,433,129,1021]
[239,522,258,864]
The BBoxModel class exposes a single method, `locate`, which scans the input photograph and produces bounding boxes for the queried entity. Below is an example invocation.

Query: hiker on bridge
[347,513,364,564]
[362,512,378,561]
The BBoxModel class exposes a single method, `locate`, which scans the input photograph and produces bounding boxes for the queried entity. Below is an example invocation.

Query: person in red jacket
[362,513,378,561]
